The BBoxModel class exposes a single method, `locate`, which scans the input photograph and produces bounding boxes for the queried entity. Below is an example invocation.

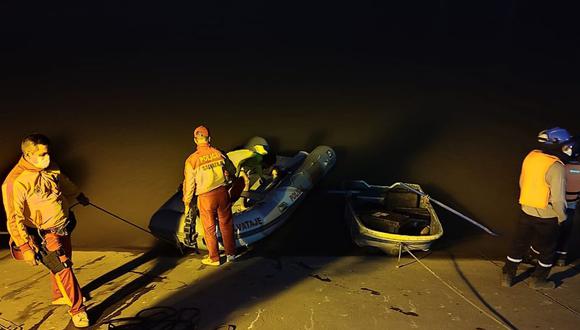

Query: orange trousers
[45,233,85,315]
[197,186,235,261]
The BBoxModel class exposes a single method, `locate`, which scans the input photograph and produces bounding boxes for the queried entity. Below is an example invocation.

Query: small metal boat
[343,181,444,256]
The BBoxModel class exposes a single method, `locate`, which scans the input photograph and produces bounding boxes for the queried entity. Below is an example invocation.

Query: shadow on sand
[68,243,188,329]
[449,253,517,329]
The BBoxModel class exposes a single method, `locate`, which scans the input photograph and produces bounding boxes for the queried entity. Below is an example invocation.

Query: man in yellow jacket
[183,126,237,266]
[502,127,572,290]
[2,134,90,327]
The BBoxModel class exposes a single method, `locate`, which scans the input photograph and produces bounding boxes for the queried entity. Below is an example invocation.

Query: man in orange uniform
[502,128,571,290]
[2,134,90,327]
[183,126,237,266]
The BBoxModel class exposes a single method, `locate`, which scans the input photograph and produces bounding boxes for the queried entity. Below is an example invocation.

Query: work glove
[23,249,38,266]
[76,193,90,206]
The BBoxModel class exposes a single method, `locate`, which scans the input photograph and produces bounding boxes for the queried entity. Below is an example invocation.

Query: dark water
[1,2,579,259]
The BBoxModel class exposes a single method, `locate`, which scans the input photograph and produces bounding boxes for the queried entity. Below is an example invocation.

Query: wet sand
[1,246,579,329]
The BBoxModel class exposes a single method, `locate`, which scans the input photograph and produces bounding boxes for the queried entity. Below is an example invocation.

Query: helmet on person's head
[537,127,572,145]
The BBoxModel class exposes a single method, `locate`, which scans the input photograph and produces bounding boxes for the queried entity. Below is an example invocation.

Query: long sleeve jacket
[2,157,79,250]
[182,143,236,207]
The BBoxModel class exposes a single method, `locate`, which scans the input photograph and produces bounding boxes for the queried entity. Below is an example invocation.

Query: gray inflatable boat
[149,139,336,251]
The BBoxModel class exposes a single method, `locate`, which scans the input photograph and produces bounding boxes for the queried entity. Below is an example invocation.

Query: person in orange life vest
[1,134,90,328]
[182,126,237,266]
[554,138,580,266]
[526,138,580,266]
[502,127,572,290]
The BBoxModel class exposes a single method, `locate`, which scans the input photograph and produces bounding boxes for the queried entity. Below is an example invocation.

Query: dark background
[1,1,579,258]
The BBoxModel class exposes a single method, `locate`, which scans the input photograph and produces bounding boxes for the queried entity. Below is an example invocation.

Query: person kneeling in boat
[228,144,277,209]
[183,126,238,266]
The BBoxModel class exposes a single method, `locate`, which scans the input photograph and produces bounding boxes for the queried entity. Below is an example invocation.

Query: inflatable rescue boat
[149,139,336,251]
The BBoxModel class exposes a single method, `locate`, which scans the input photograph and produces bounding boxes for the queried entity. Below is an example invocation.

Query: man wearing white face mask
[1,134,90,328]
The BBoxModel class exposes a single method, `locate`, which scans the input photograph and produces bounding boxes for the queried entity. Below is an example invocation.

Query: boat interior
[353,187,433,236]
[231,152,307,212]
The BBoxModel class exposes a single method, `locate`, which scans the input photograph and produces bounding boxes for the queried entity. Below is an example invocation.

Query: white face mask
[33,155,51,169]
[562,145,573,157]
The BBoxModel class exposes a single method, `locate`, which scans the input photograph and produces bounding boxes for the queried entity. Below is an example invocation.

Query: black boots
[501,261,518,288]
[556,253,567,267]
[523,249,539,265]
[529,265,555,290]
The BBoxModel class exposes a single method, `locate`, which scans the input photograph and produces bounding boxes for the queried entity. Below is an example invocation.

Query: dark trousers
[555,208,576,254]
[509,212,559,267]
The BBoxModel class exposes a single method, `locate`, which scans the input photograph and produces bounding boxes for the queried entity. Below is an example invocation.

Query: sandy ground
[1,245,579,330]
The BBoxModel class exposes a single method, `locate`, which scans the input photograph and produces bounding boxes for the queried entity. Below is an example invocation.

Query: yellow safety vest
[519,150,562,208]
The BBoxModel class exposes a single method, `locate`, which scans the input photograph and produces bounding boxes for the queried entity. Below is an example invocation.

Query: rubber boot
[501,261,518,288]
[529,265,555,290]
[555,252,567,267]
[523,247,540,265]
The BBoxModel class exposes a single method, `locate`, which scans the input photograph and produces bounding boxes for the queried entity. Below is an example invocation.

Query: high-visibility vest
[226,149,262,175]
[519,150,562,208]
[566,161,580,204]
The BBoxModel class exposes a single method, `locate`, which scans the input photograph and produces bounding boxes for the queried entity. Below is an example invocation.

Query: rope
[87,202,178,247]
[534,287,580,318]
[404,246,513,330]
[482,254,580,318]
[89,203,153,235]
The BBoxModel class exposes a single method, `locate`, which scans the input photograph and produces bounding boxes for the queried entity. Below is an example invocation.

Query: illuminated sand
[1,248,579,329]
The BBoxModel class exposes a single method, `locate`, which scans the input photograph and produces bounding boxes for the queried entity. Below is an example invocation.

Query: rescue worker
[183,126,237,266]
[2,134,90,327]
[227,143,276,208]
[228,144,272,188]
[555,138,580,266]
[527,137,579,266]
[502,127,572,290]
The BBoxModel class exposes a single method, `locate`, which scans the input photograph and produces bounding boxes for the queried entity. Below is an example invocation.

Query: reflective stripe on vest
[519,150,562,208]
[565,162,580,202]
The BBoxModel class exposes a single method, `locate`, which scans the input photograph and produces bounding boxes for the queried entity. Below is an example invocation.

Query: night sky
[1,2,579,258]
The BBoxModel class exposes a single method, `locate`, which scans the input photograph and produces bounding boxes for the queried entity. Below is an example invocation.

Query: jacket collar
[17,156,43,172]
